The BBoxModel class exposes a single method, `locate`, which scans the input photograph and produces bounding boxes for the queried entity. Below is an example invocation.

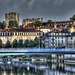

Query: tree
[34,37,39,47]
[0,21,6,29]
[47,20,52,24]
[5,40,11,48]
[71,32,75,35]
[28,21,42,26]
[35,21,42,26]
[9,21,19,28]
[70,15,75,21]
[12,39,18,48]
[14,21,18,27]
[0,39,3,48]
[24,39,30,47]
[18,39,23,47]
[29,40,35,47]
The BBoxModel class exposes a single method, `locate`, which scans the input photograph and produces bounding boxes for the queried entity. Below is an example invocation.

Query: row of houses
[41,25,75,48]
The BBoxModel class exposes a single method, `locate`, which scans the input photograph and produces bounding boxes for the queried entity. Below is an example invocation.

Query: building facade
[22,18,43,26]
[39,26,53,34]
[5,12,19,28]
[49,21,75,27]
[67,35,75,48]
[43,29,70,48]
[0,27,43,44]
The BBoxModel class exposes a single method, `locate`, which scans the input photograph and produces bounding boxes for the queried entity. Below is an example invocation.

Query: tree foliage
[9,21,18,28]
[0,39,3,48]
[29,40,35,47]
[18,39,23,47]
[28,21,42,26]
[0,21,6,29]
[71,32,75,35]
[24,39,30,47]
[12,39,18,48]
[0,37,43,48]
[70,15,75,21]
[47,20,52,24]
[5,40,11,48]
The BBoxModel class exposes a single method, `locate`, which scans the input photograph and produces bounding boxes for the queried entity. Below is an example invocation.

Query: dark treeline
[0,21,6,29]
[0,37,44,48]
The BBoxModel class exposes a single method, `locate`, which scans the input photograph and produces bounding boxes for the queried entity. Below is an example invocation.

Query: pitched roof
[0,27,42,32]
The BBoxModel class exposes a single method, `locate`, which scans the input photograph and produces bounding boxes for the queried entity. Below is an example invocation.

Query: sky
[0,0,75,25]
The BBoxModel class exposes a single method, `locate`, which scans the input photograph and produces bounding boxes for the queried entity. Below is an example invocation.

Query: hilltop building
[5,12,19,28]
[22,18,43,26]
[49,20,75,27]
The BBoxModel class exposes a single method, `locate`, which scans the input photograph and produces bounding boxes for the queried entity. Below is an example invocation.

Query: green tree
[29,40,34,47]
[35,21,42,26]
[71,32,75,35]
[18,39,23,47]
[70,14,75,21]
[0,39,3,48]
[0,21,6,29]
[12,39,18,48]
[9,21,19,28]
[28,21,42,26]
[34,37,39,47]
[14,21,18,27]
[24,39,30,47]
[47,20,52,24]
[5,40,11,48]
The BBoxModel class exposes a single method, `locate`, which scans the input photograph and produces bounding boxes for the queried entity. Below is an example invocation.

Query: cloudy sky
[0,0,75,24]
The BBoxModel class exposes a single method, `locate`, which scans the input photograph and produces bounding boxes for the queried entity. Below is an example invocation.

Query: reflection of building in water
[0,62,74,75]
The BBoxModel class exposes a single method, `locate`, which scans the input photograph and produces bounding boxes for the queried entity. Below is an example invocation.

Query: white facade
[44,32,70,48]
[67,36,75,48]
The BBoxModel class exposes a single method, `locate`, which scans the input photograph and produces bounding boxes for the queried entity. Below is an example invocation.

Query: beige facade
[5,12,19,28]
[0,31,43,44]
[22,18,43,26]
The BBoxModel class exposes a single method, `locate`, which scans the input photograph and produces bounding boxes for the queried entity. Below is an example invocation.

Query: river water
[0,60,75,75]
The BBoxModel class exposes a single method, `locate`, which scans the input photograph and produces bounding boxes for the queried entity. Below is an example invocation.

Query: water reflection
[0,61,75,75]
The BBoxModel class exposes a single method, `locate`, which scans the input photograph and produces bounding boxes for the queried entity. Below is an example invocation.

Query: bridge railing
[0,48,75,51]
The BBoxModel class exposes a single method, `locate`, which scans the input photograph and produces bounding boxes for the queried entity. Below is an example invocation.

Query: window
[22,33,23,35]
[15,32,17,36]
[20,33,21,35]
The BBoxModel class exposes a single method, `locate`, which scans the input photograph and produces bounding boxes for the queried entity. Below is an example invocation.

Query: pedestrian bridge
[0,48,75,55]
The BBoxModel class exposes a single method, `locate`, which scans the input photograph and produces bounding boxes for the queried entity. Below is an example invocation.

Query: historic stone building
[22,18,43,26]
[0,26,43,44]
[5,12,19,28]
